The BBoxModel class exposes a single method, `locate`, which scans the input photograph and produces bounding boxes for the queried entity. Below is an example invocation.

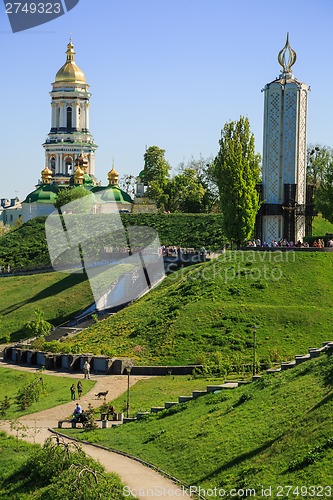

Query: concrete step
[123,417,137,424]
[252,375,262,381]
[206,383,238,392]
[136,412,151,420]
[150,406,165,413]
[266,367,281,374]
[295,354,311,364]
[178,395,193,403]
[164,402,178,409]
[280,361,297,370]
[192,390,208,399]
[308,347,326,358]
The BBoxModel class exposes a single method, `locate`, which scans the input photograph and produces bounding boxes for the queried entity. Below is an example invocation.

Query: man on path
[83,360,91,379]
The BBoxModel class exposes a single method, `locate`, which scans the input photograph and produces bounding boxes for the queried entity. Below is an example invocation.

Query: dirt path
[0,360,189,499]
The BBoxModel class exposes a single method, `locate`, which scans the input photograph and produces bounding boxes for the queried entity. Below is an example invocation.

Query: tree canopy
[211,116,261,244]
[53,186,92,212]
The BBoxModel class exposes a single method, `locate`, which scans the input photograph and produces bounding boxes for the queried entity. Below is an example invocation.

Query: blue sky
[1,0,333,199]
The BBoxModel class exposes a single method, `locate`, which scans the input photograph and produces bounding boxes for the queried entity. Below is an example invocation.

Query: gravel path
[0,360,189,499]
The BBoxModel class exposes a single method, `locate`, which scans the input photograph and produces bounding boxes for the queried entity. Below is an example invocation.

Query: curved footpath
[0,358,191,499]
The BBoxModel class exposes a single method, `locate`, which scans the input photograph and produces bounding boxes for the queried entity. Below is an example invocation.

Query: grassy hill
[50,251,333,369]
[65,351,333,492]
[312,213,333,236]
[0,272,93,342]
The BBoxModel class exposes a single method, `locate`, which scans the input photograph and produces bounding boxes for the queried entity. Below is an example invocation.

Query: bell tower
[259,34,310,243]
[43,39,98,185]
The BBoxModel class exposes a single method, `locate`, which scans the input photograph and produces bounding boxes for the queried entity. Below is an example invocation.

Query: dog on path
[95,390,108,399]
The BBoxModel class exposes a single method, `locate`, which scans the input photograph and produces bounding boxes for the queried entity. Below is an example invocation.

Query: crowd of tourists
[247,238,333,248]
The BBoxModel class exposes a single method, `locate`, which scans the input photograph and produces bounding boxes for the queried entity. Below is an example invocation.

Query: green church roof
[92,184,133,204]
[23,185,60,204]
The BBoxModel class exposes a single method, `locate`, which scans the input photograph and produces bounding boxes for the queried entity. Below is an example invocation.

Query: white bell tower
[260,34,309,243]
[43,39,98,185]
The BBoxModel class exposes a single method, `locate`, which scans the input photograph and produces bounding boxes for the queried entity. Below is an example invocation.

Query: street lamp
[125,364,133,418]
[251,325,258,376]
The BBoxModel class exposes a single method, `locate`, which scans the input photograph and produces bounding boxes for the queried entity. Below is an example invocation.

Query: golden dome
[74,166,84,184]
[41,166,53,185]
[54,40,86,84]
[108,167,119,185]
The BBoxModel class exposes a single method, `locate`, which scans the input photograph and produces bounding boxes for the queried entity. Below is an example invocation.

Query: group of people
[71,402,117,424]
[70,381,83,400]
[247,238,331,248]
[72,402,94,424]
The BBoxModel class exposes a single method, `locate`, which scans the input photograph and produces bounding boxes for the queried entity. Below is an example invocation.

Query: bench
[100,412,123,422]
[58,420,82,429]
[58,419,106,429]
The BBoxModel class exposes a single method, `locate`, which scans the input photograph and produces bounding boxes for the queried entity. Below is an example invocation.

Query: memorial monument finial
[278,33,297,74]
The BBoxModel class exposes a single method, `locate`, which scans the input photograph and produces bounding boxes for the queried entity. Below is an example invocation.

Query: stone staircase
[112,341,333,426]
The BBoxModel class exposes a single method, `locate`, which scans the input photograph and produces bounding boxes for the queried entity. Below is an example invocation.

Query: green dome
[92,185,133,204]
[23,185,59,204]
[138,169,145,179]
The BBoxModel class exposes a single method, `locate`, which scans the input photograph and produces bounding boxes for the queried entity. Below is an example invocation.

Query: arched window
[50,157,56,174]
[67,107,72,129]
[65,157,73,175]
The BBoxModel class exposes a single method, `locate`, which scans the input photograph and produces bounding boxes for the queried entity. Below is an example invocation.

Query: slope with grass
[50,251,333,368]
[65,352,333,492]
[0,366,95,419]
[0,271,93,342]
[312,213,333,236]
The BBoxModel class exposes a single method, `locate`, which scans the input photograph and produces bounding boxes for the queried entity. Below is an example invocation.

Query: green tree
[212,116,261,245]
[143,146,171,209]
[166,167,206,213]
[54,186,92,212]
[23,308,53,338]
[185,155,220,212]
[307,144,333,187]
[314,157,333,224]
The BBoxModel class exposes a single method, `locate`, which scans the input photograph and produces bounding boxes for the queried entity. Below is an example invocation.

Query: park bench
[58,419,82,429]
[100,412,123,422]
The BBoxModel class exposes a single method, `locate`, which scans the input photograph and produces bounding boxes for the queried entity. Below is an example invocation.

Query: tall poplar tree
[212,116,261,245]
[143,146,171,209]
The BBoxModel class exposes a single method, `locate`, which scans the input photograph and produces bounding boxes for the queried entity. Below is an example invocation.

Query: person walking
[77,381,83,399]
[83,360,91,379]
[70,383,76,400]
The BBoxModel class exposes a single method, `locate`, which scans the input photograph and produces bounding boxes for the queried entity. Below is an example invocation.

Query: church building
[22,40,133,222]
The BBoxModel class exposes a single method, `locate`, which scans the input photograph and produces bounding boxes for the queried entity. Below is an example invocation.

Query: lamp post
[251,325,258,376]
[125,364,133,418]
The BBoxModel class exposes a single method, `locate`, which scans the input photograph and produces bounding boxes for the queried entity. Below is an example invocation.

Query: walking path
[0,359,190,499]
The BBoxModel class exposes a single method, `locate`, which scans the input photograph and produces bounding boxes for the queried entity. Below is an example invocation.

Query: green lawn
[0,366,95,419]
[312,213,333,235]
[51,251,333,370]
[0,271,93,342]
[63,352,333,492]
